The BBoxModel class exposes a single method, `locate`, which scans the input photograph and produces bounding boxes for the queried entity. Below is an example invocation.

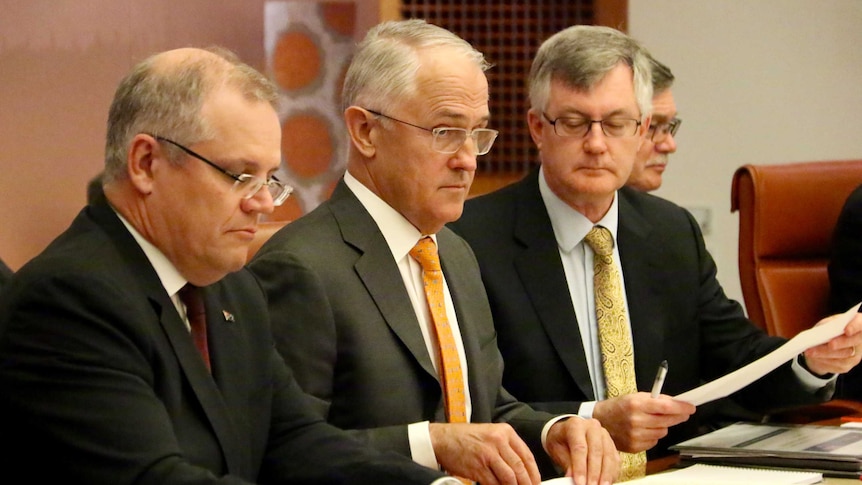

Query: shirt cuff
[793,354,837,391]
[431,478,463,485]
[408,420,440,470]
[577,400,597,419]
[541,414,581,455]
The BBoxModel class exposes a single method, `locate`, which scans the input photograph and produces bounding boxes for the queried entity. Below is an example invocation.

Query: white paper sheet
[674,303,861,406]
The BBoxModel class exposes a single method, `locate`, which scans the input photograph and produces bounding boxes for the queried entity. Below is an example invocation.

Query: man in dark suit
[451,25,862,459]
[0,46,452,485]
[829,183,862,399]
[249,20,619,485]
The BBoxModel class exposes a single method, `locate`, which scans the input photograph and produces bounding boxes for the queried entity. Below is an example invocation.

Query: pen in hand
[650,360,668,398]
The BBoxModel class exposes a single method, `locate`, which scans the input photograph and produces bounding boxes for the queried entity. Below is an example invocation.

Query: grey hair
[103,46,278,183]
[648,53,675,94]
[341,19,490,112]
[528,25,653,120]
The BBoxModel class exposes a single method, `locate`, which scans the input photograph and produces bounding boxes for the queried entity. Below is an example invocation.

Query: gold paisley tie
[584,226,646,480]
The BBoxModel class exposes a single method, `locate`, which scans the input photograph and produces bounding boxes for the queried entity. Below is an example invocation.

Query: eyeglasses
[152,135,293,206]
[648,118,682,143]
[542,112,642,138]
[364,109,499,156]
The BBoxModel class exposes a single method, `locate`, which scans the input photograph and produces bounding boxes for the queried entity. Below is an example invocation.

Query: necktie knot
[177,283,210,371]
[410,237,441,272]
[178,284,205,319]
[584,226,614,258]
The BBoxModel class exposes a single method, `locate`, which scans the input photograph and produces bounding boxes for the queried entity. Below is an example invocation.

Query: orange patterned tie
[409,237,468,424]
[584,226,646,481]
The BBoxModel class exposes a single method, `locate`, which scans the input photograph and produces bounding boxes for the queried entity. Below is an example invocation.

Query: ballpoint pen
[650,360,668,398]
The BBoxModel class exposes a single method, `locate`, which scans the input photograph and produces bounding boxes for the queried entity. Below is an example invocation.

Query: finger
[584,423,608,485]
[602,431,621,484]
[487,445,529,485]
[565,423,589,485]
[508,432,541,485]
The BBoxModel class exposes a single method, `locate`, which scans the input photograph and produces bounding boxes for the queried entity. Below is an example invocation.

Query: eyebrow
[651,114,677,123]
[435,110,491,126]
[556,108,637,119]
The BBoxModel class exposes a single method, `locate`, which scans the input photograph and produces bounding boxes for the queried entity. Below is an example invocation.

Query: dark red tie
[178,284,211,372]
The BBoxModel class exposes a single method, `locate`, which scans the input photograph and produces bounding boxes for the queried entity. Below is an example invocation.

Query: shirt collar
[344,171,435,261]
[538,165,620,253]
[114,209,187,297]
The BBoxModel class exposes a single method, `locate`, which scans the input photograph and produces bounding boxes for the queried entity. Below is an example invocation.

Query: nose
[583,123,608,153]
[450,137,478,172]
[241,186,275,215]
[657,133,677,154]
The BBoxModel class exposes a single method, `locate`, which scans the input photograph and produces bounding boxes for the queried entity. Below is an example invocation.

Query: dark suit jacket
[0,257,12,292]
[0,193,444,485]
[249,181,558,475]
[828,183,862,399]
[450,169,830,457]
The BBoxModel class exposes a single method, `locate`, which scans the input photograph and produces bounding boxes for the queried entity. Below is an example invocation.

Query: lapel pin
[222,310,235,322]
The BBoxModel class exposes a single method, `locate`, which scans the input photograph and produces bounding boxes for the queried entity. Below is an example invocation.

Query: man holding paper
[451,25,862,460]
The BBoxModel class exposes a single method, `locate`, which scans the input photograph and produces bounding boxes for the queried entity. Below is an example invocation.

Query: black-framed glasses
[542,112,642,138]
[364,108,499,156]
[152,135,293,206]
[648,118,682,143]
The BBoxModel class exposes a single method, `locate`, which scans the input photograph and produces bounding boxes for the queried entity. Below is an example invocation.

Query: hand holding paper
[803,307,862,375]
[675,303,862,406]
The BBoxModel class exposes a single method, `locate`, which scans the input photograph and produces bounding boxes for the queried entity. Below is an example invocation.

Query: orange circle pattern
[321,3,356,38]
[272,30,322,92]
[282,113,333,178]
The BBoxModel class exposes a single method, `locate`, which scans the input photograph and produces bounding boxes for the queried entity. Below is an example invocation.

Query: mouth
[441,182,469,192]
[231,226,258,240]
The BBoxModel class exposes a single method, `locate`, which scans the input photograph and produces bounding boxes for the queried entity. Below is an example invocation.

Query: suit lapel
[329,184,439,380]
[512,175,596,400]
[89,197,246,475]
[617,190,667,390]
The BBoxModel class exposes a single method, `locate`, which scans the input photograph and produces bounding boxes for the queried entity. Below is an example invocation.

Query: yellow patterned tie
[409,237,468,424]
[584,226,646,481]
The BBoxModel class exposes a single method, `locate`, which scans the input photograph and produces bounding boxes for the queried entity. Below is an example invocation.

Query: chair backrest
[731,160,862,338]
[247,220,289,263]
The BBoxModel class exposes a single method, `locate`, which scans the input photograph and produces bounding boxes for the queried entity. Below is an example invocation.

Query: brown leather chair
[247,220,289,263]
[731,159,862,421]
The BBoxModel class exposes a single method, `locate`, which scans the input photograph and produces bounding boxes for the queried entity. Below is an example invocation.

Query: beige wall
[629,0,862,306]
[0,0,379,270]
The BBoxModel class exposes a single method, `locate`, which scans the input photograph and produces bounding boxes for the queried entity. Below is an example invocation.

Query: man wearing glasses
[250,19,619,485]
[451,25,862,465]
[626,55,681,192]
[0,46,462,484]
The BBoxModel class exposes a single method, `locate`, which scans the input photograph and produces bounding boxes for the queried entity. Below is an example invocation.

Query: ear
[344,106,377,158]
[126,134,160,195]
[527,109,545,150]
[636,114,652,151]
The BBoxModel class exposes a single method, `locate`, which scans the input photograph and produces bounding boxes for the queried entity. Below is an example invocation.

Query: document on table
[671,422,862,476]
[541,463,823,485]
[674,302,861,406]
[624,464,822,484]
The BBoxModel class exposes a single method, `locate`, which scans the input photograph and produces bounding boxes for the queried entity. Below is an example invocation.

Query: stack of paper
[541,464,822,485]
[671,422,862,477]
[625,464,822,484]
